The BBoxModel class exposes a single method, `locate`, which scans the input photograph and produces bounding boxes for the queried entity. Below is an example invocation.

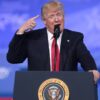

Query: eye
[56,13,63,17]
[48,14,55,19]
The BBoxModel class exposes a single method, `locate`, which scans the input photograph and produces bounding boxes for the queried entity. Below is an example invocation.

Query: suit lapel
[60,29,70,70]
[40,28,50,70]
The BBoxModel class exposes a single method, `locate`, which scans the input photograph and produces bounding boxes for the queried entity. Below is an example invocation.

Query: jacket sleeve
[7,33,27,63]
[76,34,97,71]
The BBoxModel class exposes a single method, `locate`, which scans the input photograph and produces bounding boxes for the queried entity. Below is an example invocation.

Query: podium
[13,71,97,100]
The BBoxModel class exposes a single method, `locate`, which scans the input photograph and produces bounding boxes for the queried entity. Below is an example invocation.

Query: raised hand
[17,15,39,35]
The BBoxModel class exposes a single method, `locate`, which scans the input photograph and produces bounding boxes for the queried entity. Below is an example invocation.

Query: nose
[54,15,59,22]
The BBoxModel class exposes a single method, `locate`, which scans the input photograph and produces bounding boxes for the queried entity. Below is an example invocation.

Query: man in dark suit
[7,1,100,82]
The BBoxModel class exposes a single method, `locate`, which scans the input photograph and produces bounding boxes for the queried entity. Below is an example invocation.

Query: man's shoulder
[64,29,83,36]
[25,27,46,38]
[27,27,46,34]
[64,29,84,40]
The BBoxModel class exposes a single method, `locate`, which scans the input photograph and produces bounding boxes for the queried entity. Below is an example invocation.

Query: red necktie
[51,38,60,72]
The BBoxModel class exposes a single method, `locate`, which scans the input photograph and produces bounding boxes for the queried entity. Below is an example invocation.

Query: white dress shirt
[47,30,62,71]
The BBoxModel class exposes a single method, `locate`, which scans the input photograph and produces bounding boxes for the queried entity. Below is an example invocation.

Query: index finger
[32,15,39,20]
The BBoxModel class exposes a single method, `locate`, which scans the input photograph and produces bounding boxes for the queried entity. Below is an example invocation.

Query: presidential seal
[38,78,69,100]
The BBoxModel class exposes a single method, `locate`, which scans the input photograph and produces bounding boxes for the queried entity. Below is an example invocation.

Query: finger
[27,26,33,31]
[31,23,36,27]
[29,23,36,29]
[32,15,39,20]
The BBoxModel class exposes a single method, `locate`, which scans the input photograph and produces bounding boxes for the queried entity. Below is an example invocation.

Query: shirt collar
[47,29,63,40]
[47,30,53,41]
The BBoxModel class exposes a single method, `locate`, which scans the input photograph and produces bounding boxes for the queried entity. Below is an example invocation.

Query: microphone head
[54,24,61,40]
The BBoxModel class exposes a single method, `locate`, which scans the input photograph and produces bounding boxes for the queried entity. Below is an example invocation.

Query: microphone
[54,24,61,40]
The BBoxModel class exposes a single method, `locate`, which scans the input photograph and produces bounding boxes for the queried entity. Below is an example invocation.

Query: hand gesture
[17,15,39,35]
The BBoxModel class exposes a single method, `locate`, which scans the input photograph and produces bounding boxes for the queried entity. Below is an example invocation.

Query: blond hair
[41,1,64,20]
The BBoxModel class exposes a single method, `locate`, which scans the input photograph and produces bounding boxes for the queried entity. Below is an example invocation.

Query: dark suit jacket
[7,28,97,71]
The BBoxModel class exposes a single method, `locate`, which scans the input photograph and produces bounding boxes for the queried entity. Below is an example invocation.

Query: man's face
[43,9,64,33]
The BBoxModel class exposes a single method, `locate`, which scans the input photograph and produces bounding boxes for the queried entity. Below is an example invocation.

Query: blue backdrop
[0,0,100,99]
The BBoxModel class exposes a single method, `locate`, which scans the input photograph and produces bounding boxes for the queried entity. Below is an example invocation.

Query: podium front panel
[13,71,97,100]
